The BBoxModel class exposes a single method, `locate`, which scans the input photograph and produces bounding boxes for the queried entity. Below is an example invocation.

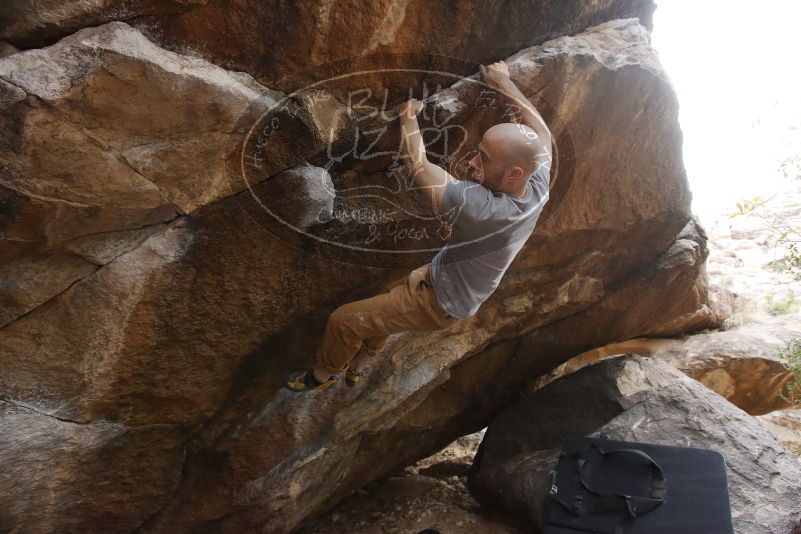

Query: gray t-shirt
[429,163,551,319]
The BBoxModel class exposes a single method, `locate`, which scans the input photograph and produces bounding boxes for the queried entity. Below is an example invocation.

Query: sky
[650,0,801,221]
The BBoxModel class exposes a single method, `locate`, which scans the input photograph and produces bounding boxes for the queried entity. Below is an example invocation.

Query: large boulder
[468,354,801,534]
[0,21,336,329]
[1,1,656,89]
[0,15,715,534]
[535,313,801,414]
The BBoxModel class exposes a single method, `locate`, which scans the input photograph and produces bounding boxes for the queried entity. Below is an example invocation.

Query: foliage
[764,289,801,316]
[731,194,801,280]
[728,123,801,277]
[778,153,801,181]
[720,314,744,331]
[777,338,801,406]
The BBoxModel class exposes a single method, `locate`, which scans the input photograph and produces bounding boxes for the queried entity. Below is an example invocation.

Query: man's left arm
[396,99,455,214]
[480,62,553,163]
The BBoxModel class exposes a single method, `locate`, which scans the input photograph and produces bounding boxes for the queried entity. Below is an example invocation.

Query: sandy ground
[295,430,532,534]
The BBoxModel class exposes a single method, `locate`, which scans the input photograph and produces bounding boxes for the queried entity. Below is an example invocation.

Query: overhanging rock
[0,14,715,534]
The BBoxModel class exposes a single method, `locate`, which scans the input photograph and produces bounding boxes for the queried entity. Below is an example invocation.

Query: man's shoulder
[443,177,491,213]
[529,159,552,188]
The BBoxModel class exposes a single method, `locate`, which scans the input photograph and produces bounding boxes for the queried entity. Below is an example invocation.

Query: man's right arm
[480,62,553,162]
[396,99,452,214]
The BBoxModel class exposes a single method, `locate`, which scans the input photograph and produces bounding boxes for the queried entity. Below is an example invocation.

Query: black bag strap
[573,442,666,517]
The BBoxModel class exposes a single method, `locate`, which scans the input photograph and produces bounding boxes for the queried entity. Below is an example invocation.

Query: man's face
[467,136,505,190]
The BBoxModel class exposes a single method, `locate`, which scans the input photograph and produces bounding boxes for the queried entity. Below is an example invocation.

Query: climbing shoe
[344,364,363,388]
[284,368,336,392]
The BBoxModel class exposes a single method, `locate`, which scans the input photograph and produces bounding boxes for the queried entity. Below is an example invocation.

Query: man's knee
[328,303,368,340]
[328,305,350,330]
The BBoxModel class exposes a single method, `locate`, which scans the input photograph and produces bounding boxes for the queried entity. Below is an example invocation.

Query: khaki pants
[315,263,460,374]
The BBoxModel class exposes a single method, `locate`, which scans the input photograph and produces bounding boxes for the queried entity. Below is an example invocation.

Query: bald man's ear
[507,166,525,181]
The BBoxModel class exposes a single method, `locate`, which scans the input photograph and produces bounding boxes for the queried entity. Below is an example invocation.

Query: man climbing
[285,60,553,392]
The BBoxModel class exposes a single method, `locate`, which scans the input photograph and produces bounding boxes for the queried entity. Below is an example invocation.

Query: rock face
[0,401,184,533]
[0,20,328,329]
[468,354,801,534]
[757,409,801,456]
[1,1,656,88]
[1,8,717,534]
[535,313,801,415]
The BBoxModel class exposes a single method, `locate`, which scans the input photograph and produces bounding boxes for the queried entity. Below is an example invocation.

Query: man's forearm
[397,109,448,212]
[399,113,443,187]
[399,114,426,172]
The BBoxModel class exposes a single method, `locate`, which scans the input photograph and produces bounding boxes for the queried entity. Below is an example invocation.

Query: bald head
[468,122,549,197]
[483,123,545,177]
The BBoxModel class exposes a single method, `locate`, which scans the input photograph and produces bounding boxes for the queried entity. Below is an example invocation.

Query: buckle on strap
[624,495,639,518]
[573,494,584,515]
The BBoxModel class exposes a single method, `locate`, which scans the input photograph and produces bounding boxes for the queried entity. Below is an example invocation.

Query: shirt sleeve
[530,160,552,189]
[441,177,492,217]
